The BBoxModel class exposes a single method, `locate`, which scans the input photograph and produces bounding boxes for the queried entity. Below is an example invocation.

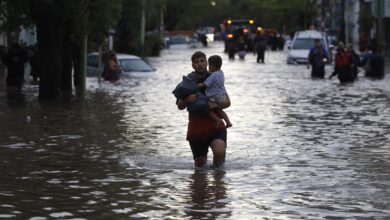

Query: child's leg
[208,95,230,110]
[209,111,223,127]
[218,94,231,109]
[217,109,232,128]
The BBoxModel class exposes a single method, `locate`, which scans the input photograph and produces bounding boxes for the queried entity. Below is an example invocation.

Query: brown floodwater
[0,42,389,219]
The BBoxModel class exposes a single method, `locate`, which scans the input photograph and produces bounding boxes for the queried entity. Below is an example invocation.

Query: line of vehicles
[222,18,335,64]
[222,18,286,52]
[85,19,335,80]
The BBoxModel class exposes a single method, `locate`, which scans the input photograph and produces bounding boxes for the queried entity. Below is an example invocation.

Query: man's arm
[307,48,313,68]
[307,53,311,69]
[323,47,329,60]
[176,94,197,110]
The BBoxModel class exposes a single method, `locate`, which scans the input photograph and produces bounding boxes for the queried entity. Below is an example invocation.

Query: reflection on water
[0,42,389,219]
[185,169,230,220]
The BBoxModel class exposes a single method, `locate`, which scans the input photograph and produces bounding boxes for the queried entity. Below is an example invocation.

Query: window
[119,59,154,72]
[292,38,326,50]
[87,55,98,67]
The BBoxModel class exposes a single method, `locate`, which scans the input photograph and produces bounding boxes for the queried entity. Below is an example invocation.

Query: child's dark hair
[208,55,222,69]
[191,51,206,62]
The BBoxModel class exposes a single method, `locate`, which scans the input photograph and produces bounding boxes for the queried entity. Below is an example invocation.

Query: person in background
[200,33,208,47]
[307,39,328,79]
[227,40,237,60]
[237,36,246,59]
[176,51,227,168]
[28,44,40,84]
[254,33,266,63]
[329,41,354,83]
[347,44,361,79]
[364,45,384,79]
[102,52,121,82]
[360,45,373,68]
[0,45,7,80]
[4,43,29,90]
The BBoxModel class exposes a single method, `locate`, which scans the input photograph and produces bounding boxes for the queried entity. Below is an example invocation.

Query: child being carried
[198,55,232,128]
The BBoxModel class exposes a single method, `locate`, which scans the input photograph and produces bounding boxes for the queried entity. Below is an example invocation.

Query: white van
[287,30,331,64]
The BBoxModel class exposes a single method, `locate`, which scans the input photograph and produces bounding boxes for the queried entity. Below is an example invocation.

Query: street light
[108,28,115,50]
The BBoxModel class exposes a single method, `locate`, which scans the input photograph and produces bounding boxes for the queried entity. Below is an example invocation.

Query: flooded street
[1,42,390,219]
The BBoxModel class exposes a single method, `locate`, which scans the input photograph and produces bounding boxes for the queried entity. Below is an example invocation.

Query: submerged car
[287,30,332,64]
[167,35,198,49]
[87,53,156,78]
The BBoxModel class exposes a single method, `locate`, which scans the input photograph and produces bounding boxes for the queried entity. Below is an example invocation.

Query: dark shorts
[188,129,227,159]
[311,64,325,78]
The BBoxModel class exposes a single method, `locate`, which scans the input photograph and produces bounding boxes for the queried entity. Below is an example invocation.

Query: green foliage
[359,4,372,34]
[163,0,311,33]
[0,0,32,32]
[2,0,122,47]
[114,0,142,54]
[86,0,122,45]
[174,1,213,30]
[144,32,162,56]
[114,0,162,55]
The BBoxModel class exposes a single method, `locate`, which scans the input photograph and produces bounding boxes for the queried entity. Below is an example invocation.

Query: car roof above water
[294,30,326,39]
[116,53,140,59]
[88,52,140,60]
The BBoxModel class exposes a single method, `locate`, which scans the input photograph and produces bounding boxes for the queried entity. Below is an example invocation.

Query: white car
[87,53,156,78]
[167,36,195,49]
[287,30,331,65]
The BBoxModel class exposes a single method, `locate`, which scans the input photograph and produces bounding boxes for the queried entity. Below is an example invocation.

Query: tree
[1,0,122,100]
[27,0,122,100]
[162,0,312,35]
[29,0,81,99]
[0,0,32,43]
[114,0,161,55]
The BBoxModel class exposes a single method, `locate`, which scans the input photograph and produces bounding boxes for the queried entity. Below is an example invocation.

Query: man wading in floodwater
[307,39,329,78]
[175,51,227,168]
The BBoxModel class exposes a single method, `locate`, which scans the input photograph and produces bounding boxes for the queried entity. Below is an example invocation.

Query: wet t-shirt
[204,70,227,98]
[185,71,226,141]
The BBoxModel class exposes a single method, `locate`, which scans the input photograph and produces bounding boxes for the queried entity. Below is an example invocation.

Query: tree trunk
[72,43,81,88]
[75,33,87,94]
[62,21,73,98]
[35,15,64,100]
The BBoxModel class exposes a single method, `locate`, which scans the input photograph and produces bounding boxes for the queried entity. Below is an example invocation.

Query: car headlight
[287,56,298,65]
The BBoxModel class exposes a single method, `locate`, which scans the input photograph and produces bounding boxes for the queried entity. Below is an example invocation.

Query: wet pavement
[0,42,390,219]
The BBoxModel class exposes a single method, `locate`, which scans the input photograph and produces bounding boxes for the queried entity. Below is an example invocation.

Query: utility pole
[76,33,87,93]
[377,0,385,54]
[305,0,309,28]
[140,0,146,57]
[160,0,165,43]
[321,0,325,31]
[344,0,349,45]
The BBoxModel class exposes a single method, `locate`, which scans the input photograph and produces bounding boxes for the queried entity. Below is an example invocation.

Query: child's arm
[198,82,206,88]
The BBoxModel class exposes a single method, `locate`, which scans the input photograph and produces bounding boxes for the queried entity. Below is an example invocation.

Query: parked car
[87,53,156,78]
[168,35,197,49]
[287,30,332,64]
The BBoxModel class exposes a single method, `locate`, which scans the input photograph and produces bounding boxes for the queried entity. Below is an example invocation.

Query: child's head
[208,55,222,72]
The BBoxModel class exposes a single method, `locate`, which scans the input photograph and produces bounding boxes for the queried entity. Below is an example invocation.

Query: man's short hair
[191,51,206,62]
[208,55,222,69]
